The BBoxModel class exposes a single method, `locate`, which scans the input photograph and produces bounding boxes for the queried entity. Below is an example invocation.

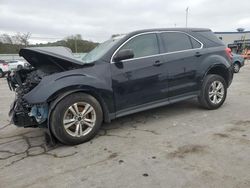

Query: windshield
[82,35,125,63]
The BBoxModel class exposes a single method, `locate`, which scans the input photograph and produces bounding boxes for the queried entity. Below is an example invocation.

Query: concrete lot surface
[0,63,250,188]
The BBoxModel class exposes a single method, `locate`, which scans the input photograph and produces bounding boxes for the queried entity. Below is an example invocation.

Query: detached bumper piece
[12,111,37,127]
[9,99,48,128]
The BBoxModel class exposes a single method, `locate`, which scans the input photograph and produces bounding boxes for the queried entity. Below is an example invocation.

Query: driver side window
[119,33,159,59]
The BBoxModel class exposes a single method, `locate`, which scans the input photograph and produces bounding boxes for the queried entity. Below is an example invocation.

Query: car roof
[128,28,211,35]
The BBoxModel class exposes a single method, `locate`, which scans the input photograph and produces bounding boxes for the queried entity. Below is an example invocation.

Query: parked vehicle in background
[241,49,250,60]
[7,28,234,145]
[232,53,245,73]
[7,60,28,71]
[0,60,9,78]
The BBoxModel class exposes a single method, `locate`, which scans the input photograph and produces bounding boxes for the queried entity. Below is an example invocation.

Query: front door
[111,33,168,113]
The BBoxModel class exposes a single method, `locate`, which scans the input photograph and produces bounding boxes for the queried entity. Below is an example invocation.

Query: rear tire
[50,93,103,145]
[198,74,227,110]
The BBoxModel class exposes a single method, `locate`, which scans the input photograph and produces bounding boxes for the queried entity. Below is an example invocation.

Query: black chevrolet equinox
[7,28,234,145]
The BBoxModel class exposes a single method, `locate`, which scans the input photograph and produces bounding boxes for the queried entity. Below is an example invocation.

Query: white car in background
[0,60,9,78]
[7,60,29,71]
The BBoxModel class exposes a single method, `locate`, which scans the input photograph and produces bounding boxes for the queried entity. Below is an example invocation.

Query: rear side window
[160,32,193,53]
[119,33,159,58]
[194,31,224,47]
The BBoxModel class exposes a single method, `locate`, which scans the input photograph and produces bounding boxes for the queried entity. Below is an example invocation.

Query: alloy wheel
[208,81,225,104]
[63,102,96,137]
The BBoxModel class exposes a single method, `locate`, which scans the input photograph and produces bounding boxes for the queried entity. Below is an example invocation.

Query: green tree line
[0,33,98,54]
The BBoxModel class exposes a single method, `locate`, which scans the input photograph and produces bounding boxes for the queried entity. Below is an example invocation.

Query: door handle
[195,52,202,57]
[153,60,163,66]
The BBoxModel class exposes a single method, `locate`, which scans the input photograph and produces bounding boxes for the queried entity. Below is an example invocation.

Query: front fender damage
[7,46,94,144]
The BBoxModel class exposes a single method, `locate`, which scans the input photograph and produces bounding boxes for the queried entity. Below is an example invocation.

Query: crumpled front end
[7,46,85,128]
[7,69,50,128]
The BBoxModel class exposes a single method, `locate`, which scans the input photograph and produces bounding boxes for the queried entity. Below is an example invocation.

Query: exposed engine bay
[8,68,48,94]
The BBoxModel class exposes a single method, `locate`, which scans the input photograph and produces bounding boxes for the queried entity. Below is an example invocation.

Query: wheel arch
[47,87,112,127]
[234,61,241,66]
[203,64,231,87]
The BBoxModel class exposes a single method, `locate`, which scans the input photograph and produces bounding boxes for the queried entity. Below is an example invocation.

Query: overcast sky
[0,0,250,44]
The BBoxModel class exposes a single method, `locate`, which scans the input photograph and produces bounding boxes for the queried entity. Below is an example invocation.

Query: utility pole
[74,36,78,53]
[185,7,189,28]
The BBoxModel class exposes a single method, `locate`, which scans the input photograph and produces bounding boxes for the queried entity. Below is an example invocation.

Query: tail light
[225,47,233,62]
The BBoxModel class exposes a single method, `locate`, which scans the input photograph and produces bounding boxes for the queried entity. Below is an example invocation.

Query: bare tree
[13,32,31,46]
[0,34,13,44]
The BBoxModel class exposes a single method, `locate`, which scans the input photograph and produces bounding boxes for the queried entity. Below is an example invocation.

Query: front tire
[50,93,103,145]
[198,74,227,110]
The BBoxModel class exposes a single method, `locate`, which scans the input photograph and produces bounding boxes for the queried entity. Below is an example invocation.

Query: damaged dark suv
[7,28,234,145]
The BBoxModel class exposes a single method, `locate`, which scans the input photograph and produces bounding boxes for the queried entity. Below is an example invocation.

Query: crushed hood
[19,46,85,73]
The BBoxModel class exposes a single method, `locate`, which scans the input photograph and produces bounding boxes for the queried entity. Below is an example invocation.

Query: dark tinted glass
[119,33,159,58]
[194,31,224,47]
[161,32,192,52]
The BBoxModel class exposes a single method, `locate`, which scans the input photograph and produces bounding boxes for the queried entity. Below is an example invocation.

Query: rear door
[159,31,203,99]
[111,33,168,112]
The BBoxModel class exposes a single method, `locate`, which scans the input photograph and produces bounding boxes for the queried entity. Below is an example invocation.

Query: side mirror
[113,49,134,62]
